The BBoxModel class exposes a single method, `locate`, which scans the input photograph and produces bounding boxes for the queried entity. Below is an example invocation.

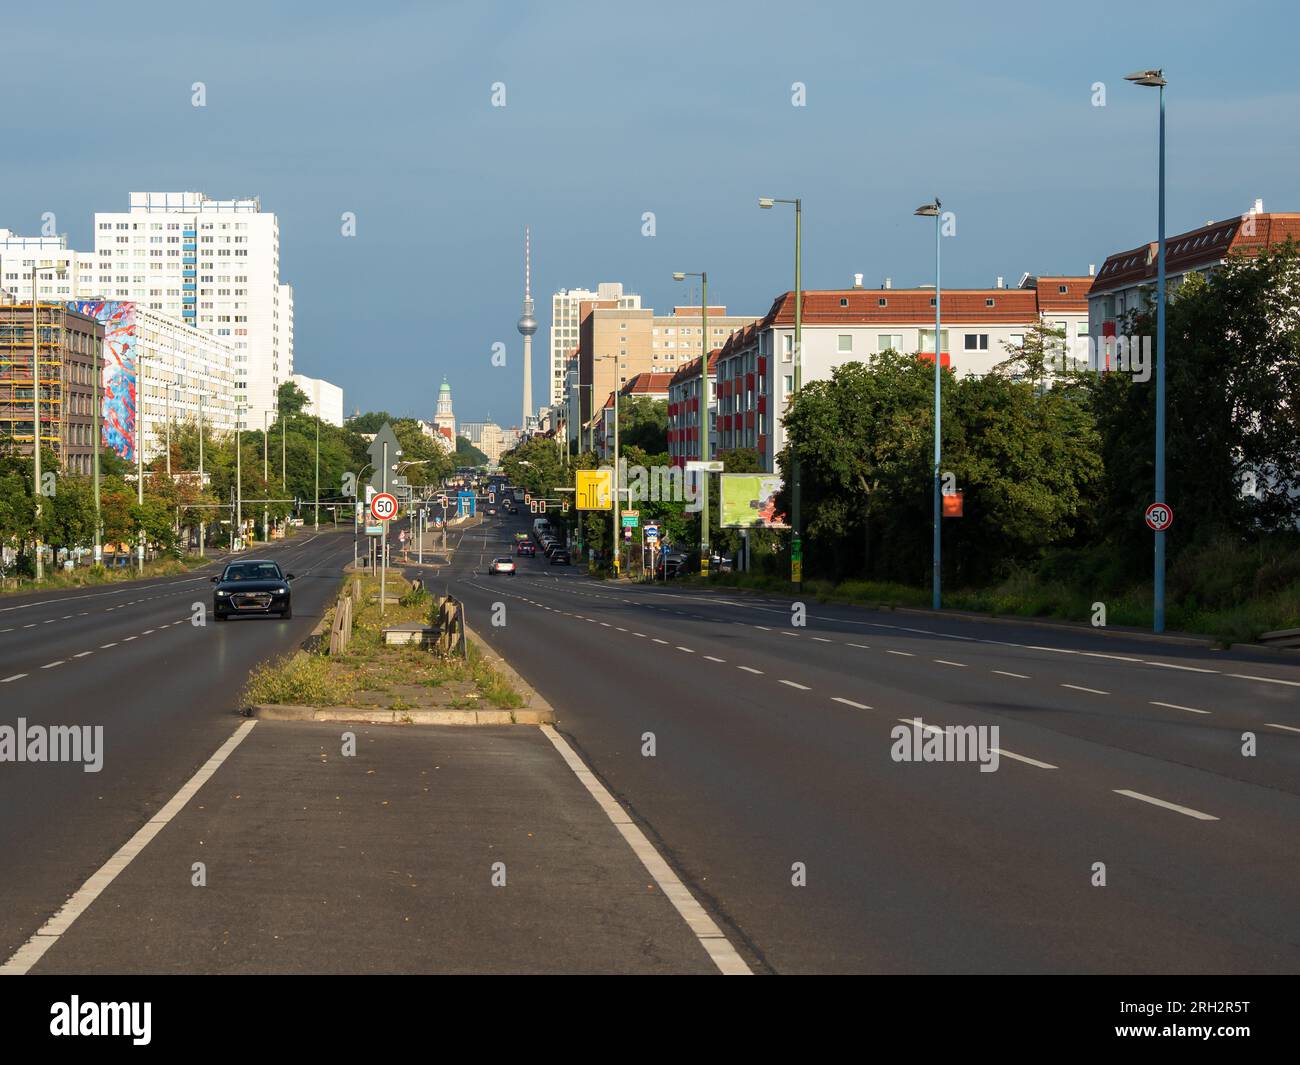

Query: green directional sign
[621,514,639,528]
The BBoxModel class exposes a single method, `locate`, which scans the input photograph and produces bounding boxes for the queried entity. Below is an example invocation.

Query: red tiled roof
[620,372,675,396]
[1091,212,1300,294]
[1032,276,1094,313]
[759,289,1043,326]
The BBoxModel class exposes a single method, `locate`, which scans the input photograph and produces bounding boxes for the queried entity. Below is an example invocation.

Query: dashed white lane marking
[40,661,65,669]
[141,629,155,635]
[1113,789,1219,821]
[781,631,798,637]
[703,655,725,663]
[811,637,832,643]
[633,632,647,638]
[538,724,751,975]
[100,642,117,649]
[848,643,870,649]
[615,627,627,632]
[600,622,611,627]
[885,650,913,657]
[122,636,137,642]
[1,720,259,976]
[2,674,26,683]
[1150,662,1219,674]
[993,748,1058,770]
[1227,673,1300,688]
[676,646,695,653]
[652,638,669,645]
[1062,684,1108,695]
[738,666,764,675]
[753,625,771,632]
[1151,700,1211,715]
[992,670,1030,679]
[23,624,35,629]
[1265,722,1300,734]
[778,680,810,690]
[73,651,93,658]
[832,697,871,710]
[934,659,967,667]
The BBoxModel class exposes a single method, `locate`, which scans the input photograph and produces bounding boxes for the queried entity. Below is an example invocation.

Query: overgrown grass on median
[242,572,524,710]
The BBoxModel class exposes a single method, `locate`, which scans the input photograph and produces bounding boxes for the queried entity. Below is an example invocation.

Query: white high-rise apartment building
[549,281,640,405]
[87,192,293,430]
[292,373,344,427]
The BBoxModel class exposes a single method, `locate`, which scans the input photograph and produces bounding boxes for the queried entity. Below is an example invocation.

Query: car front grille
[232,593,273,610]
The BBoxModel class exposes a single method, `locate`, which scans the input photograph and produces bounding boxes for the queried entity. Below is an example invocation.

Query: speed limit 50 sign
[370,493,399,521]
[1144,502,1173,532]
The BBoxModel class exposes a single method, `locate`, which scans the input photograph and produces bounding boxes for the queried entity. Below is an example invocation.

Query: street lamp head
[1124,68,1166,87]
[758,198,775,209]
[672,272,686,281]
[914,201,941,217]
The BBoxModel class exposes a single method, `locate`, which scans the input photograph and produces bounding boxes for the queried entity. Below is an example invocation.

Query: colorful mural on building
[71,300,137,460]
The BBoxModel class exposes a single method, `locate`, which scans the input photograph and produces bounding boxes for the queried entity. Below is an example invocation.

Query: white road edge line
[1113,789,1219,821]
[538,724,751,975]
[0,720,259,975]
[1227,673,1300,688]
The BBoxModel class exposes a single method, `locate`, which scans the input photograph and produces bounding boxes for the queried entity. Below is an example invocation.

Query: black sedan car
[211,559,294,621]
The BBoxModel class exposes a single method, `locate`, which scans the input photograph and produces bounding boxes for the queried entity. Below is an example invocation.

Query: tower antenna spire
[517,225,537,426]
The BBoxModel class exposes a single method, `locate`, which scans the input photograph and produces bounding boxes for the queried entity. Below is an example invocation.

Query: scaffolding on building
[0,302,69,462]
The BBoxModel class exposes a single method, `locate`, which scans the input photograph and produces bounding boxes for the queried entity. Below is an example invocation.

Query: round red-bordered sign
[1144,502,1173,532]
[370,493,399,521]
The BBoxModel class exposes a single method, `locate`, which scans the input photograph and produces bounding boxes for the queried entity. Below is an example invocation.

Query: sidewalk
[26,721,720,974]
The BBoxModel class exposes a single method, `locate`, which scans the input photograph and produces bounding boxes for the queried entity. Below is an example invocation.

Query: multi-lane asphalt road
[0,529,356,965]
[2,513,1297,975]
[440,509,1300,974]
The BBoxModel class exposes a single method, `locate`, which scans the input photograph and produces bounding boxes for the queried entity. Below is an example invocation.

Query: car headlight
[273,588,286,595]
[215,590,228,597]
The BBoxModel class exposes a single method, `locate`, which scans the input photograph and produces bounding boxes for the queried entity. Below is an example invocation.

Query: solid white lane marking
[703,655,725,663]
[1227,673,1300,688]
[992,670,1030,679]
[1151,700,1211,715]
[738,666,763,674]
[885,650,913,657]
[779,680,810,690]
[934,659,967,667]
[538,724,751,975]
[1265,722,1300,734]
[2,674,26,683]
[993,748,1058,769]
[0,720,259,975]
[41,661,65,669]
[1113,789,1219,821]
[1062,684,1108,695]
[832,697,870,710]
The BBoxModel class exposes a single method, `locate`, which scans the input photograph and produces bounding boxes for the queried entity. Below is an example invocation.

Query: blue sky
[2,0,1296,424]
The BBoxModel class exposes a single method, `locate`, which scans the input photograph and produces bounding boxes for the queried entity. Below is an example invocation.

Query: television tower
[516,225,537,427]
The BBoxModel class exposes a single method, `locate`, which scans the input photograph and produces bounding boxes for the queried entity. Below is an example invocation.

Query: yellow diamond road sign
[575,469,614,511]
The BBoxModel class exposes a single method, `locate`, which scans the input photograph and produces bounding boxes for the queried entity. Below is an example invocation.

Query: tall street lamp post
[30,262,66,580]
[914,199,943,610]
[759,197,802,590]
[672,271,710,577]
[1126,67,1169,633]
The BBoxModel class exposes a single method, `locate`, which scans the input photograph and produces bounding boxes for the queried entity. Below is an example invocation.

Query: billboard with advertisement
[721,474,788,529]
[70,300,137,461]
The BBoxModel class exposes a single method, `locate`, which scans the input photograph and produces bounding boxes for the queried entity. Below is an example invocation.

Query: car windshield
[222,562,283,582]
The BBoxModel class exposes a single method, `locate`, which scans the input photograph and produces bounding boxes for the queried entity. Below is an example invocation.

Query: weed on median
[241,573,523,711]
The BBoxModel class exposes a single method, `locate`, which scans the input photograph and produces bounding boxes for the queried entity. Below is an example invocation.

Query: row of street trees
[2,382,459,579]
